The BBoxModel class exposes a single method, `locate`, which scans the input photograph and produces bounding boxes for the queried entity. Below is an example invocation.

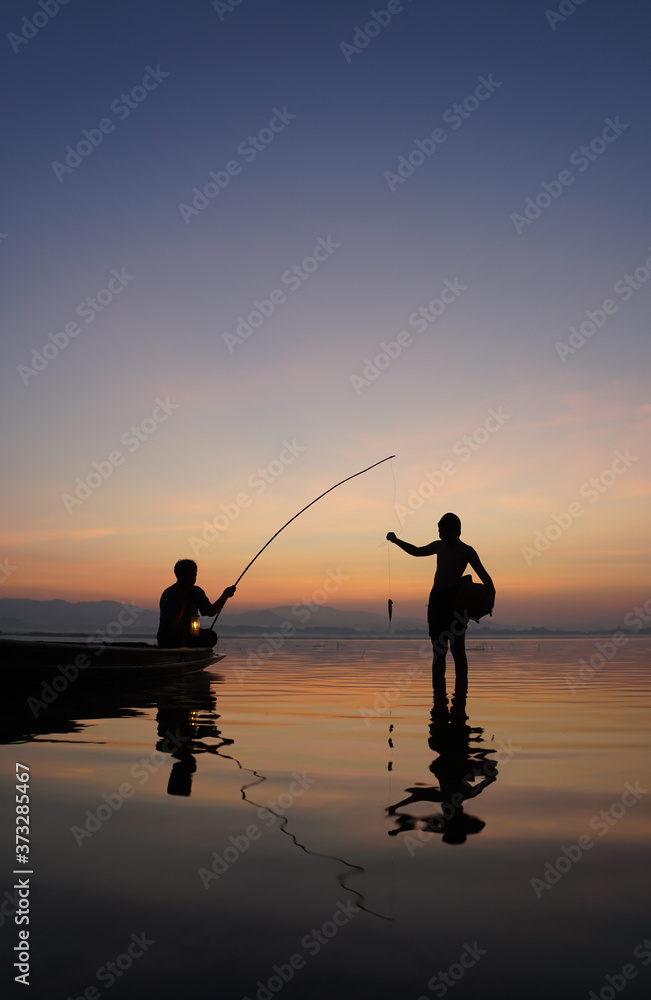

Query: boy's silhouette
[387,513,494,688]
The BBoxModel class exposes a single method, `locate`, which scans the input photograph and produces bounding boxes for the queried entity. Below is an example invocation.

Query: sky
[1,0,649,629]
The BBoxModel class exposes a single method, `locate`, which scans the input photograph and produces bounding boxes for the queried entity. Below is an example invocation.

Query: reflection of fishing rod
[198,741,391,921]
[210,455,395,627]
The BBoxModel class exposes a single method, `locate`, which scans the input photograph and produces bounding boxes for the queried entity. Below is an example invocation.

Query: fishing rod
[210,454,395,627]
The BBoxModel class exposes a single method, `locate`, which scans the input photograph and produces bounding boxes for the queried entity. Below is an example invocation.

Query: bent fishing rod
[210,454,395,627]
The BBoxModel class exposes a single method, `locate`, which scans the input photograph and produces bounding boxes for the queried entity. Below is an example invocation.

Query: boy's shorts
[427,586,468,642]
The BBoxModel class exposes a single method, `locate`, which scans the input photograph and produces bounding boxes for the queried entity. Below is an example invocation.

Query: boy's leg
[431,628,448,703]
[428,588,455,698]
[432,658,447,705]
[450,631,468,708]
[431,632,447,671]
[450,631,468,673]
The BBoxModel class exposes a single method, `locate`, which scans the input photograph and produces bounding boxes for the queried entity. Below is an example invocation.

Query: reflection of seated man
[155,686,234,796]
[157,559,236,648]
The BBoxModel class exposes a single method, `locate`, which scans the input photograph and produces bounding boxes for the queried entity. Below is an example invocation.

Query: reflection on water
[0,638,650,1000]
[386,686,498,845]
[155,681,230,798]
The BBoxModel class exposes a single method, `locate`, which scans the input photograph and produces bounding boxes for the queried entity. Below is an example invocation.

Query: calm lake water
[1,637,650,1000]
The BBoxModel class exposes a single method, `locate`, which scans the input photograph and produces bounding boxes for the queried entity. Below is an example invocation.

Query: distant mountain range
[219,604,428,633]
[0,597,421,635]
[0,598,648,637]
[0,598,159,634]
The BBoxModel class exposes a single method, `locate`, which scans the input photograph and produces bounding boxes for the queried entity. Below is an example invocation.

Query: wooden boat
[0,637,223,674]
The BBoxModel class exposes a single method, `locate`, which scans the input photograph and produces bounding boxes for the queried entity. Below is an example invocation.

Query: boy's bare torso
[431,540,475,588]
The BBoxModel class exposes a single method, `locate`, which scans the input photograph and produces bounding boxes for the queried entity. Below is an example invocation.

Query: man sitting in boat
[157,559,236,648]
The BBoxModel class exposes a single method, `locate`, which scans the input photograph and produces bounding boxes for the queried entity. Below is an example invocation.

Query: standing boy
[387,513,495,691]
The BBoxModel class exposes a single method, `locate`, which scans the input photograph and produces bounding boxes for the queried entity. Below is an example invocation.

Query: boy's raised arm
[387,533,438,557]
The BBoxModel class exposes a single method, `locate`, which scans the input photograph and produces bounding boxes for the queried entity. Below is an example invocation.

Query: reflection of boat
[0,664,222,745]
[0,637,223,673]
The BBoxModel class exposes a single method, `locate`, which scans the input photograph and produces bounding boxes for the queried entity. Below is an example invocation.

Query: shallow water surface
[1,638,650,999]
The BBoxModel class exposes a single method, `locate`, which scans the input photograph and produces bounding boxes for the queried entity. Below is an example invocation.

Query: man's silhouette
[157,559,236,648]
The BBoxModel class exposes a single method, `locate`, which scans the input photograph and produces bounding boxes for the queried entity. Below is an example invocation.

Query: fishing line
[385,455,401,919]
[387,455,398,626]
[199,741,391,920]
[386,721,398,921]
[387,543,392,627]
[390,454,399,525]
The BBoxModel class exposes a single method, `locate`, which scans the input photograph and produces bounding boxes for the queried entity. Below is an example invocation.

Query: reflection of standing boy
[387,513,495,684]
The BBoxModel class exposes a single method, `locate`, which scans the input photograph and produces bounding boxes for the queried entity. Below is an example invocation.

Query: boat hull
[0,638,223,674]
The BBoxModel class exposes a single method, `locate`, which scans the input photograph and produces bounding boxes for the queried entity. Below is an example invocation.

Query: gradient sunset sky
[1,0,649,628]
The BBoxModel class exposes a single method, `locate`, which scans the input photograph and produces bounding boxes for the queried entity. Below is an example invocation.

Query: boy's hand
[223,585,237,599]
[386,532,397,543]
